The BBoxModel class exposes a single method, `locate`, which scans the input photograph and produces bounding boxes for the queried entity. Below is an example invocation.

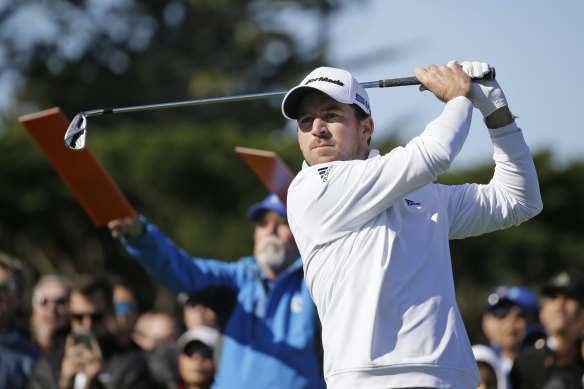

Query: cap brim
[246,201,287,222]
[246,204,268,222]
[176,327,219,352]
[282,86,321,120]
[544,286,584,302]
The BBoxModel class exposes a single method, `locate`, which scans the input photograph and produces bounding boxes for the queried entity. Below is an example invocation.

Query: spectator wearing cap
[510,269,584,389]
[482,285,542,388]
[472,344,505,389]
[176,326,219,389]
[107,194,325,389]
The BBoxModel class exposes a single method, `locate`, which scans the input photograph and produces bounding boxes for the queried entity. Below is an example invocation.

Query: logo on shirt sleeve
[405,198,421,206]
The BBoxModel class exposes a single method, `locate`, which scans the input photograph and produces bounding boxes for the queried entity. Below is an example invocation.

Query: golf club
[64,68,495,151]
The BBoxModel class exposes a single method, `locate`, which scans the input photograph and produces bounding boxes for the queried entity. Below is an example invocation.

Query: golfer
[281,61,543,388]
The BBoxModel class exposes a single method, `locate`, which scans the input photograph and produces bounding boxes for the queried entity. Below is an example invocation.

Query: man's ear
[361,117,374,142]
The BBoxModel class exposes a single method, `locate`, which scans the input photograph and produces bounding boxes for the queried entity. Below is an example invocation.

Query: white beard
[256,235,291,271]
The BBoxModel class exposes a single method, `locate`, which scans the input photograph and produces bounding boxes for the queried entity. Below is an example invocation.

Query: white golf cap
[176,325,220,353]
[281,66,371,120]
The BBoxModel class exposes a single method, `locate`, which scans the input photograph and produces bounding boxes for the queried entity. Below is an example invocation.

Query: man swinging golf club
[281,61,543,388]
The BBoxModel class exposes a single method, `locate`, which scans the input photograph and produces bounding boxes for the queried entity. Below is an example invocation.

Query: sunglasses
[71,312,105,323]
[114,301,134,316]
[183,342,213,359]
[33,293,68,306]
[0,280,16,294]
[490,304,528,319]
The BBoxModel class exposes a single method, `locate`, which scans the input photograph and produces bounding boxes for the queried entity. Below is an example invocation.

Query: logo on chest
[317,165,335,182]
[290,295,303,313]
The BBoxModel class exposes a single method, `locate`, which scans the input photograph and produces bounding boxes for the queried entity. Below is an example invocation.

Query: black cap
[543,270,584,303]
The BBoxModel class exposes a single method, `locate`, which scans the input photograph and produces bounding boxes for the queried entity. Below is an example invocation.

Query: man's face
[133,313,177,351]
[183,302,217,330]
[253,211,299,275]
[477,363,498,389]
[296,91,373,166]
[178,341,215,387]
[31,281,69,335]
[540,293,584,337]
[69,290,109,337]
[482,304,529,351]
[112,284,139,338]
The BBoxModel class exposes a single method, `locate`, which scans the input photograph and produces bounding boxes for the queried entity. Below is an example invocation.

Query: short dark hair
[72,274,114,311]
[351,104,372,145]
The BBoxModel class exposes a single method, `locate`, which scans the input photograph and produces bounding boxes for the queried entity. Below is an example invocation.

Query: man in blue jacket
[108,194,325,389]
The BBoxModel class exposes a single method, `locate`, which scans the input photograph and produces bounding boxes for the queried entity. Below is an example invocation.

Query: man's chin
[308,152,337,166]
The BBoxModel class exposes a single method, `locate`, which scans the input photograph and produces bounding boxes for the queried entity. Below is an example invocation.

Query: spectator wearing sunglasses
[30,275,71,354]
[176,326,219,389]
[511,270,584,389]
[481,285,541,388]
[27,274,157,389]
[0,252,41,389]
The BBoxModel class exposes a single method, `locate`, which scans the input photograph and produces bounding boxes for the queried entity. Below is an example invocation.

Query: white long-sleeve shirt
[287,97,543,388]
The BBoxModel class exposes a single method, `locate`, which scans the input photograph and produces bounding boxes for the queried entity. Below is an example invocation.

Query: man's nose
[311,117,328,135]
[81,317,93,330]
[265,220,278,234]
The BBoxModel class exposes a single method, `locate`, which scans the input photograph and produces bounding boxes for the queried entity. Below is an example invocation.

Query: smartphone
[72,332,93,350]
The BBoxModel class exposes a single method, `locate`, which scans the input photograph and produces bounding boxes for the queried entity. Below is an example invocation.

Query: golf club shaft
[64,68,496,150]
[82,68,496,117]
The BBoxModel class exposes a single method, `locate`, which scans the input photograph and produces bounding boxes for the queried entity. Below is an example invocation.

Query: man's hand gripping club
[415,60,514,129]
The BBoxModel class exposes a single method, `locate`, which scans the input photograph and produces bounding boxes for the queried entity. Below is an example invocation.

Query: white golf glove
[449,60,508,118]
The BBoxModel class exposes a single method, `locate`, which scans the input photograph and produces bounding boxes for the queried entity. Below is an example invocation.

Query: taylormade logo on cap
[281,67,371,120]
[305,76,345,87]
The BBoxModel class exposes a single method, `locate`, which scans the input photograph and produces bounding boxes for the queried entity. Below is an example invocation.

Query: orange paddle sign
[20,108,135,227]
[235,146,295,207]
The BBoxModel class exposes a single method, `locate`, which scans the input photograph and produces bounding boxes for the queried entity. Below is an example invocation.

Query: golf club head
[64,113,87,150]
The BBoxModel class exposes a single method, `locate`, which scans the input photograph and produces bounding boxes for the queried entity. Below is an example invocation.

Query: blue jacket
[121,218,325,389]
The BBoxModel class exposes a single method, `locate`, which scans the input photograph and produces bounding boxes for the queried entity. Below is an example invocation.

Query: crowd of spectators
[0,251,224,389]
[1,193,583,388]
[474,269,584,388]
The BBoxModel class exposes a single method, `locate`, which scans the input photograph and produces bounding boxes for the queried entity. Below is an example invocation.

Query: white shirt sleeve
[446,122,543,239]
[288,96,474,245]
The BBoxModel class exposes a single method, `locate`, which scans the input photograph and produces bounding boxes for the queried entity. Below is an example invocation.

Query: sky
[315,0,583,171]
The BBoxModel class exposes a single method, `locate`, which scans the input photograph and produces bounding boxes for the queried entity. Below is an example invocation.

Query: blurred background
[1,0,582,344]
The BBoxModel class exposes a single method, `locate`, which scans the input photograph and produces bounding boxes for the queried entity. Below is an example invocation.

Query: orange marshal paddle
[20,107,135,227]
[235,146,295,207]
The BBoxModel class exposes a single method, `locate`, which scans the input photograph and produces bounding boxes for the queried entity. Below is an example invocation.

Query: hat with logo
[246,193,287,222]
[281,66,371,120]
[176,326,220,354]
[472,344,505,388]
[543,270,584,303]
[484,285,539,315]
